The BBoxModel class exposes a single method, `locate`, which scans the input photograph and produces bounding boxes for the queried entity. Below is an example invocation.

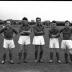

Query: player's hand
[20,31,31,34]
[51,35,56,37]
[38,31,43,33]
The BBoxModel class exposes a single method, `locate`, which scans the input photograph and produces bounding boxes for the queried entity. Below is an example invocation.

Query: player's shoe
[56,60,62,64]
[49,60,53,63]
[23,60,27,63]
[1,60,5,64]
[38,59,43,63]
[65,60,69,64]
[9,60,14,64]
[34,59,38,63]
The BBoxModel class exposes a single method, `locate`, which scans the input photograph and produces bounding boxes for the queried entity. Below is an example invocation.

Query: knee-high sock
[50,52,53,60]
[3,53,6,61]
[18,52,22,60]
[69,53,72,62]
[35,46,38,60]
[64,52,68,62]
[35,50,38,60]
[56,52,59,61]
[23,52,27,61]
[39,50,43,61]
[9,51,13,60]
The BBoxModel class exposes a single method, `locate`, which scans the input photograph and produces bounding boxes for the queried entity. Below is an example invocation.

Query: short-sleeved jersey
[60,27,72,40]
[19,24,31,36]
[0,25,18,40]
[33,24,44,36]
[49,27,60,38]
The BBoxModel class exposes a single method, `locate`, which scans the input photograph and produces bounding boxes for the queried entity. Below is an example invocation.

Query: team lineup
[0,17,72,64]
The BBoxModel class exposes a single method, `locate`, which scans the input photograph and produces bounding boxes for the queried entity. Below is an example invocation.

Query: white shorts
[32,36,45,45]
[49,38,59,48]
[3,39,15,48]
[18,36,30,45]
[61,40,72,49]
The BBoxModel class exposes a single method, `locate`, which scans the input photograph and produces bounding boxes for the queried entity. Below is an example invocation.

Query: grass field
[0,63,72,72]
[0,25,71,72]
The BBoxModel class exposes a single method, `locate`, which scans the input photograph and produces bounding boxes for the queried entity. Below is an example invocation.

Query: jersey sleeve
[19,26,23,33]
[12,28,18,34]
[71,28,72,33]
[0,28,5,34]
[48,29,51,37]
[33,26,37,33]
[60,28,64,33]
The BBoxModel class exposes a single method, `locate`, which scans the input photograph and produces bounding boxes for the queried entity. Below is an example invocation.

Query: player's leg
[23,36,30,63]
[55,48,61,63]
[1,39,8,64]
[61,40,69,63]
[55,38,61,63]
[18,36,24,63]
[9,48,14,64]
[8,39,15,64]
[69,49,72,63]
[18,44,23,64]
[67,40,72,63]
[23,45,27,63]
[49,38,54,63]
[64,48,69,63]
[1,48,7,64]
[38,36,45,63]
[34,45,39,62]
[38,45,44,63]
[32,36,40,62]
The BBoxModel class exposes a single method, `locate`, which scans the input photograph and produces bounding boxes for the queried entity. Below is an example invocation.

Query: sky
[0,1,72,22]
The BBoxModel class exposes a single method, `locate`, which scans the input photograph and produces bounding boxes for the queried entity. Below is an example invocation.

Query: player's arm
[37,26,45,34]
[59,28,64,40]
[0,28,5,34]
[48,29,52,38]
[53,30,60,37]
[13,28,18,35]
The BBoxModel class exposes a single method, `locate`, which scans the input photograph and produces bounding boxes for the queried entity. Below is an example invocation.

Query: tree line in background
[0,19,72,26]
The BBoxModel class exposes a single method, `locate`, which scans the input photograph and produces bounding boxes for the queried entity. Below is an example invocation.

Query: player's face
[65,22,70,27]
[51,23,56,28]
[6,21,11,26]
[24,20,28,25]
[36,19,41,25]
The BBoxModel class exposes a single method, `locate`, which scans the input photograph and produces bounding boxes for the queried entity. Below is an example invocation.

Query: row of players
[0,17,72,64]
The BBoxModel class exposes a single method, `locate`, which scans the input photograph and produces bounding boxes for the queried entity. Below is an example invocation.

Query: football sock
[35,46,38,60]
[64,53,68,63]
[18,52,22,60]
[69,53,72,62]
[56,52,59,61]
[3,53,6,61]
[50,52,53,60]
[39,50,43,61]
[23,52,27,61]
[9,52,12,60]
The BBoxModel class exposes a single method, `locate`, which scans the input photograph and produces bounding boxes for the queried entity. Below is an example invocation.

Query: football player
[60,20,72,63]
[32,17,45,63]
[49,21,61,63]
[0,20,18,64]
[18,17,31,63]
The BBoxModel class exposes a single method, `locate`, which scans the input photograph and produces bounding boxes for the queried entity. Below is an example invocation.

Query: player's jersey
[33,24,44,36]
[0,25,18,40]
[60,27,72,40]
[49,27,60,38]
[19,24,31,36]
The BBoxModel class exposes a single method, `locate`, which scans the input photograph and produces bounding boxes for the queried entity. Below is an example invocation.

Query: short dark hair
[36,17,41,21]
[22,17,28,21]
[65,20,70,23]
[52,20,56,23]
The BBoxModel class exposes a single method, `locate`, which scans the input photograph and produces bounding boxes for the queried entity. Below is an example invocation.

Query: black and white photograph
[0,1,72,72]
